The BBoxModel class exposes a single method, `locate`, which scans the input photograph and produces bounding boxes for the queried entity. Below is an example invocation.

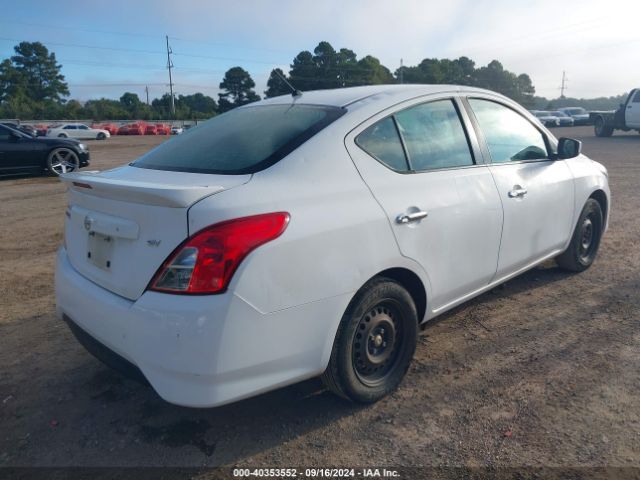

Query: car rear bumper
[55,247,350,407]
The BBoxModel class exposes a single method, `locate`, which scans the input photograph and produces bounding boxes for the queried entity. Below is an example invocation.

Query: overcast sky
[1,0,638,102]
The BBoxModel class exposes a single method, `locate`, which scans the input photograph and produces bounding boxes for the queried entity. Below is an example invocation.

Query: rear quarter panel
[187,122,431,316]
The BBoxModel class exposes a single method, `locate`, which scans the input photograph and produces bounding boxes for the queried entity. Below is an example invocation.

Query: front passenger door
[466,98,575,279]
[625,90,640,128]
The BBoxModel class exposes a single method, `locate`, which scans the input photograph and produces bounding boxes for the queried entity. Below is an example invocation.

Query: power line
[0,36,165,56]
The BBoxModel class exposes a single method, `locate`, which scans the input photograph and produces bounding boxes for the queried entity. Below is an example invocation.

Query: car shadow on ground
[0,173,56,183]
[425,261,573,331]
[0,262,591,466]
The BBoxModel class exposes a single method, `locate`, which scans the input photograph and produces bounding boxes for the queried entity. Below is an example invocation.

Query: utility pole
[166,35,175,117]
[560,71,568,99]
[145,85,149,105]
[399,58,404,84]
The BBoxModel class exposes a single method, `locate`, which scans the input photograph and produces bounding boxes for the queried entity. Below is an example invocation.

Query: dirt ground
[0,127,639,471]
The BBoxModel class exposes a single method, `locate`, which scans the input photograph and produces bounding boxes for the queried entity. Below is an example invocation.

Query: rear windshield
[131,104,345,174]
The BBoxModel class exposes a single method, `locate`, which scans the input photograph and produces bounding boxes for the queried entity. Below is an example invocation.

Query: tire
[556,198,604,272]
[97,132,106,140]
[47,148,80,175]
[57,133,68,138]
[322,277,418,403]
[594,117,614,137]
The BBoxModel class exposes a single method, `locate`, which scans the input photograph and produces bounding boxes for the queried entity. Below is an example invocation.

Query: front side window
[0,126,11,141]
[63,125,76,130]
[394,100,474,171]
[468,99,548,163]
[632,91,640,103]
[79,125,89,130]
[133,104,345,174]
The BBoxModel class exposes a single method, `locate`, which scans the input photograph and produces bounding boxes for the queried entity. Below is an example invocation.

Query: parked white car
[170,126,184,135]
[47,123,110,140]
[56,85,610,408]
[530,110,560,127]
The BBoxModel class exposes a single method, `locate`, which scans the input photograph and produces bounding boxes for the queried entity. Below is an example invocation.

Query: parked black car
[1,122,38,137]
[0,123,90,177]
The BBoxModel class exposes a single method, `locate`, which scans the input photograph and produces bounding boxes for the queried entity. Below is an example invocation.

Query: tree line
[0,40,624,121]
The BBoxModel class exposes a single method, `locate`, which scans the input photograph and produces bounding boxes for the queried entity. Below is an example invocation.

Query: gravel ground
[0,127,639,471]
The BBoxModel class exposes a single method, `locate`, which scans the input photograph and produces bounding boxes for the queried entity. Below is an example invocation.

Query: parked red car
[101,123,120,135]
[33,124,49,137]
[128,123,145,135]
[118,123,144,135]
[144,125,158,135]
[155,124,171,135]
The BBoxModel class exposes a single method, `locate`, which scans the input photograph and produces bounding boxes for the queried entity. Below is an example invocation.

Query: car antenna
[274,70,302,98]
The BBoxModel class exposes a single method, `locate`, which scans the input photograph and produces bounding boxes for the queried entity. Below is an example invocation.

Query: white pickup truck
[590,88,640,136]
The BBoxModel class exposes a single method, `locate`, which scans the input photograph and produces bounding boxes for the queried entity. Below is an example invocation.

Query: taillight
[149,212,290,295]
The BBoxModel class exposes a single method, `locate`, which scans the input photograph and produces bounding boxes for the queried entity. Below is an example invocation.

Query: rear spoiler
[59,172,224,208]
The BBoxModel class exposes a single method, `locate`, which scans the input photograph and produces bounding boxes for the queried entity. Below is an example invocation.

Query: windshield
[132,104,346,174]
[0,124,31,139]
[566,108,586,115]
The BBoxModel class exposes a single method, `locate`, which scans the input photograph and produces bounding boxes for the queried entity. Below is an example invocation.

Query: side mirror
[557,137,581,160]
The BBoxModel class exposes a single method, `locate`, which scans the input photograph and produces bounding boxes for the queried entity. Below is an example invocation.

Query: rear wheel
[594,117,614,137]
[556,199,603,272]
[322,278,418,403]
[47,148,79,175]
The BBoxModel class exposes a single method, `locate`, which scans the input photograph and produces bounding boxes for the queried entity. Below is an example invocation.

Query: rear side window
[394,100,474,171]
[356,99,474,172]
[132,104,345,174]
[356,117,408,171]
[468,99,548,163]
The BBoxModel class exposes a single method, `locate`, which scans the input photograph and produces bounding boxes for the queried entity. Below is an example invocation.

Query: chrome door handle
[508,187,528,198]
[396,211,428,224]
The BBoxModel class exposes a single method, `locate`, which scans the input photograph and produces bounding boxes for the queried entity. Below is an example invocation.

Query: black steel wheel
[322,277,418,403]
[556,198,604,272]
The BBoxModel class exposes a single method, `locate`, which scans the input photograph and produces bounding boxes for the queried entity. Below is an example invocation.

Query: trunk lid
[60,166,250,300]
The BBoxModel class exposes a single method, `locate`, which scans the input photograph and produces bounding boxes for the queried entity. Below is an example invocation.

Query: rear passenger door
[464,97,575,278]
[345,97,503,312]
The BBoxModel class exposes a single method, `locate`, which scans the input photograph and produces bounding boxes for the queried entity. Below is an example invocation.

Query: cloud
[8,0,640,99]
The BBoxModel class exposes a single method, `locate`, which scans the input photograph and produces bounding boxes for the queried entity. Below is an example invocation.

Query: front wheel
[57,133,68,138]
[594,117,614,137]
[47,148,79,175]
[322,278,418,403]
[97,132,106,140]
[556,199,604,272]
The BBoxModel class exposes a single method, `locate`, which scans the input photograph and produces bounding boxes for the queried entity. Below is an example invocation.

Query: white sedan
[47,123,110,140]
[55,85,610,408]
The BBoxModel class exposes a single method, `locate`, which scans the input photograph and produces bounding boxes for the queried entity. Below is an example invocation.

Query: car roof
[257,84,499,109]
